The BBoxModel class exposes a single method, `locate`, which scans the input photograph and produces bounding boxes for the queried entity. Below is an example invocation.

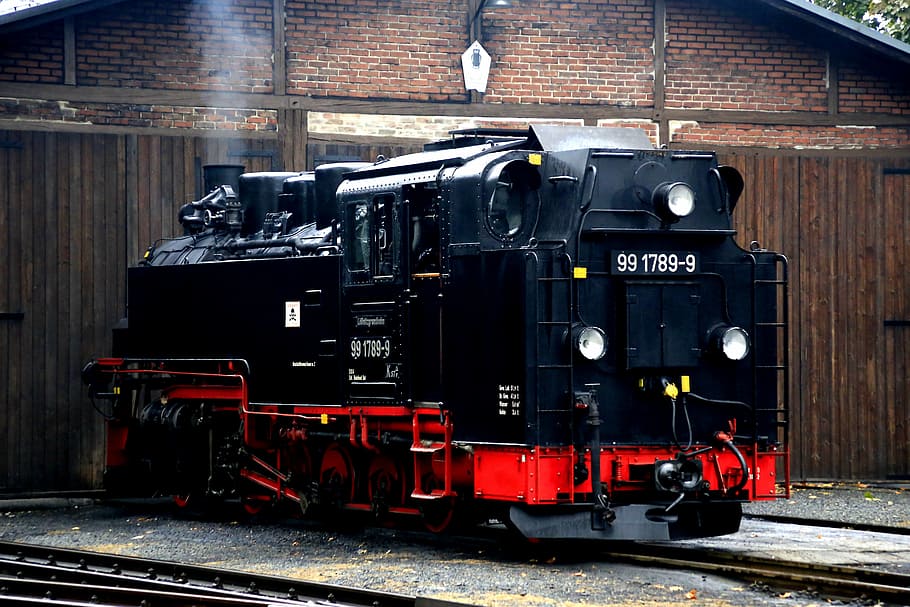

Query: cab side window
[374,195,396,278]
[409,191,440,274]
[347,202,371,273]
[345,194,398,281]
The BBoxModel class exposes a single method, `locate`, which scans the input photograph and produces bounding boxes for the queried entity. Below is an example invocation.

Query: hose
[715,433,749,494]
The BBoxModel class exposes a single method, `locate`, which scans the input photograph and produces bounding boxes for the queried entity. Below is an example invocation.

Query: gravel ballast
[1,482,907,607]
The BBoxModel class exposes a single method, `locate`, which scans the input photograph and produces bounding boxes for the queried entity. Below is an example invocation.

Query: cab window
[485,160,541,240]
[347,202,371,273]
[345,194,398,281]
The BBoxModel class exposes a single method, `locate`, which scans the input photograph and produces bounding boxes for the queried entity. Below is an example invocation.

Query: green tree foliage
[813,0,910,43]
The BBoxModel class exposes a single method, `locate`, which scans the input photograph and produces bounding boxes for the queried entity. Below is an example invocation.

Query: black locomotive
[83,125,789,540]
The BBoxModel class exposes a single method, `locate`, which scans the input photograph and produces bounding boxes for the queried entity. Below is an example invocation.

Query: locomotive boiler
[83,125,789,541]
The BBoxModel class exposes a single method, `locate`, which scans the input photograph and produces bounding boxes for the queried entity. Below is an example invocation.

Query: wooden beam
[671,142,910,158]
[4,82,910,128]
[125,134,140,274]
[827,52,839,115]
[0,119,279,138]
[653,0,668,147]
[273,0,286,96]
[660,108,910,127]
[63,17,75,86]
[279,108,308,170]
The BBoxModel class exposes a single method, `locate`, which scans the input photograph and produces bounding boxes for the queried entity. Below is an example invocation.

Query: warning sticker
[285,301,300,328]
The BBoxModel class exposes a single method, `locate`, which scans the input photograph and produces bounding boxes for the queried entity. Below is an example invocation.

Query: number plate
[350,336,392,360]
[611,251,699,275]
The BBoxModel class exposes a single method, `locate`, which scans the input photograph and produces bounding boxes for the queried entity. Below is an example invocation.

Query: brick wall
[0,22,64,83]
[839,61,910,115]
[0,98,277,131]
[75,0,273,92]
[286,0,467,100]
[482,0,654,106]
[665,0,828,113]
[0,0,908,149]
[670,121,909,148]
[309,112,585,140]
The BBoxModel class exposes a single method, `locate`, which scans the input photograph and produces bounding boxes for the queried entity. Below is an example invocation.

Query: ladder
[410,408,455,500]
[527,245,575,440]
[749,252,790,498]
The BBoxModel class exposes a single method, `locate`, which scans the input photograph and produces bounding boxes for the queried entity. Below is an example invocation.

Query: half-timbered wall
[1,0,908,490]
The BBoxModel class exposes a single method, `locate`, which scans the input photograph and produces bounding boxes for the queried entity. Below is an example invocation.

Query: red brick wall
[75,0,273,92]
[0,98,277,131]
[286,0,467,100]
[481,0,654,106]
[665,0,828,112]
[670,122,909,148]
[0,0,908,147]
[0,22,64,83]
[839,62,910,115]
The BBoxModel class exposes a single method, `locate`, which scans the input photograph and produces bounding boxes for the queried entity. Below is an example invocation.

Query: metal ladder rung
[410,489,453,500]
[410,442,445,453]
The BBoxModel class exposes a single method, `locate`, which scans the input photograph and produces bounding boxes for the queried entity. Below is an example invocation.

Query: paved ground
[0,482,907,607]
[735,481,910,574]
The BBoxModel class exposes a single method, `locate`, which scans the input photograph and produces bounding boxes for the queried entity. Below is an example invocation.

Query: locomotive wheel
[171,492,217,516]
[367,454,406,516]
[418,472,456,533]
[319,443,356,505]
[285,443,315,518]
[172,494,194,509]
[419,497,456,533]
[240,495,269,516]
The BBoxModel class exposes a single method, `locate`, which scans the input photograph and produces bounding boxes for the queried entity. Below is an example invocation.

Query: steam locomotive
[83,125,789,541]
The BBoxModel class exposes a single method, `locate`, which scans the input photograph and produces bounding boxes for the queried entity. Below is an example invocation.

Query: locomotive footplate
[508,501,743,541]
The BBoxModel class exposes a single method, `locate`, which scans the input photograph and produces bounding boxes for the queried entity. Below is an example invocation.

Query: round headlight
[667,183,696,217]
[654,182,696,220]
[716,326,750,361]
[573,325,607,361]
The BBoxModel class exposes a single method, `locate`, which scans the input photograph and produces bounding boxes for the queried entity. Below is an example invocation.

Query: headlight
[710,325,750,361]
[655,458,703,493]
[653,182,696,221]
[572,325,607,361]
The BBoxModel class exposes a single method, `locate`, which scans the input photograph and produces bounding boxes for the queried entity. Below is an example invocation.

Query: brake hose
[714,431,749,494]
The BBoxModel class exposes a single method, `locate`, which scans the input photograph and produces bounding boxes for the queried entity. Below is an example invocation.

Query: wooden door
[883,168,910,478]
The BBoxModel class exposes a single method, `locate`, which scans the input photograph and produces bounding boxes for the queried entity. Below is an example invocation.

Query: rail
[602,542,910,605]
[0,540,471,607]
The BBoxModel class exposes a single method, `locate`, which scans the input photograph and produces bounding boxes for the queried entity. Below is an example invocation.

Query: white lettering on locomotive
[350,337,392,359]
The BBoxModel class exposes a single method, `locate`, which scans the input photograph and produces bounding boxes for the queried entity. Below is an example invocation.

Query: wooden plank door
[883,167,910,479]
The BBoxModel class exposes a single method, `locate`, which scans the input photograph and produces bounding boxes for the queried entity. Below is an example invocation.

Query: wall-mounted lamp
[462,40,492,92]
[464,0,513,96]
[468,0,513,39]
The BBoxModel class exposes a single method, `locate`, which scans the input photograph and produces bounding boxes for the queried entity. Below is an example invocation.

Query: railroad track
[0,540,471,607]
[746,512,910,536]
[603,542,910,605]
[3,514,909,606]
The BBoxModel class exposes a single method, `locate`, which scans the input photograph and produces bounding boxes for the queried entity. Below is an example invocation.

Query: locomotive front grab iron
[83,125,789,541]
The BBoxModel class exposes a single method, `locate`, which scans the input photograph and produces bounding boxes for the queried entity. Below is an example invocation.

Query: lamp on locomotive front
[571,324,608,361]
[655,458,705,494]
[708,325,751,361]
[652,181,696,223]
